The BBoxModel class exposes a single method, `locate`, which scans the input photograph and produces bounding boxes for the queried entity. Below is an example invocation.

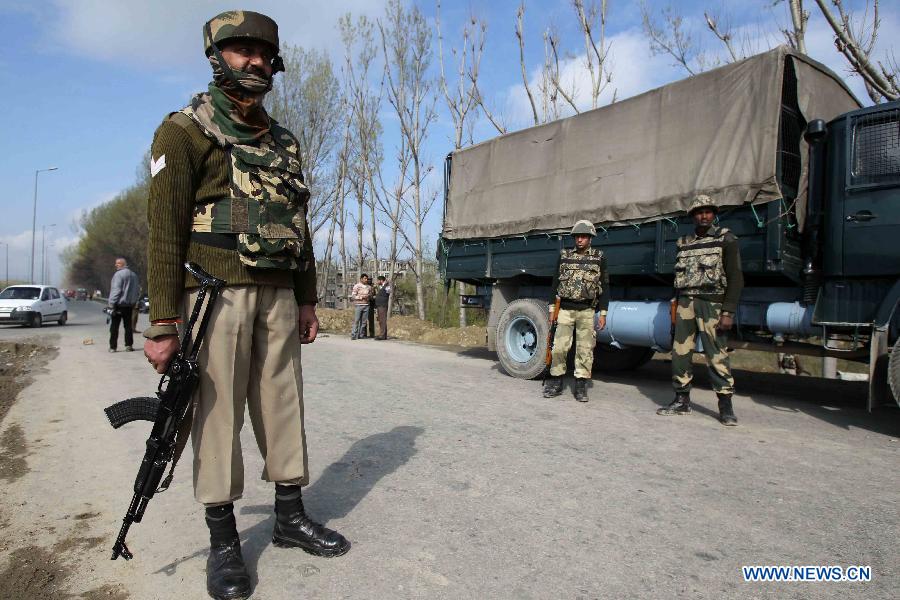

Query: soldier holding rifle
[543,220,609,402]
[141,10,349,600]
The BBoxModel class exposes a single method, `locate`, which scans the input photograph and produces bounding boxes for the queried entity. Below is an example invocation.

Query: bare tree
[516,2,541,126]
[379,0,439,321]
[266,45,342,236]
[641,2,723,75]
[779,0,809,53]
[436,0,488,326]
[573,0,615,109]
[814,0,898,102]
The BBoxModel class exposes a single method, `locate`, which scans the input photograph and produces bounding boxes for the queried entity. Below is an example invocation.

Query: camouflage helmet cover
[204,10,280,56]
[687,194,717,215]
[571,220,597,237]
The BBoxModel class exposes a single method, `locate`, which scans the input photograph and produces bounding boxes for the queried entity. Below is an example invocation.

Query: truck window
[850,108,900,188]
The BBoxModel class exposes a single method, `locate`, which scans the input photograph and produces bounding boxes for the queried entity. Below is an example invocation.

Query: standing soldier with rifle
[657,195,743,425]
[141,10,349,600]
[542,220,609,402]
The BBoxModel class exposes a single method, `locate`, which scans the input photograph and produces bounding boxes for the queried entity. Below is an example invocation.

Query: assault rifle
[545,296,562,368]
[104,262,224,561]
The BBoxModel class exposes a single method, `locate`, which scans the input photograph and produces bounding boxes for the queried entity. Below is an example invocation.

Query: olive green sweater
[147,118,316,322]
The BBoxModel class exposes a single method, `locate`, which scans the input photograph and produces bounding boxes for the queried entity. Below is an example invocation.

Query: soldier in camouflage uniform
[142,11,349,600]
[543,220,609,402]
[657,195,743,426]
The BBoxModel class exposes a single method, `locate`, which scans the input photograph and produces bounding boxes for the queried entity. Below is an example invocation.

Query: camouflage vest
[673,227,730,294]
[557,247,604,302]
[170,110,310,270]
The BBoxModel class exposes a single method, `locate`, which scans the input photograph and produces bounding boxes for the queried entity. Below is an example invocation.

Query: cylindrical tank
[597,301,673,352]
[765,302,820,337]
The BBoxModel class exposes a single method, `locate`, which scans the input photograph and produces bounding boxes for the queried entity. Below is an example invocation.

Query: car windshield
[0,287,41,300]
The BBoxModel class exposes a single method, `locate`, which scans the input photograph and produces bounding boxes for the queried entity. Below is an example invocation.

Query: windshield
[0,287,41,300]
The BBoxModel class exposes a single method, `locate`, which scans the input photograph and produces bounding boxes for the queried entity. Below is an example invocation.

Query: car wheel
[30,313,42,328]
[58,311,67,326]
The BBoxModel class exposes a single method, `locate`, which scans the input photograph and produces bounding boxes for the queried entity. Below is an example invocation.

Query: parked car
[137,294,150,314]
[64,288,76,299]
[75,288,88,301]
[0,285,68,327]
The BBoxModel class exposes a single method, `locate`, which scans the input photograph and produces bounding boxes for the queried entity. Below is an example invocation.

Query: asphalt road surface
[0,300,897,599]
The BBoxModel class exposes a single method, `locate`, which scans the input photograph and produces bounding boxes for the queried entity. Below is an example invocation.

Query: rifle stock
[107,262,224,561]
[545,297,562,367]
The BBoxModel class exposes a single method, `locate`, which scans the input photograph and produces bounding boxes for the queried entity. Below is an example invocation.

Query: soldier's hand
[596,315,607,331]
[144,335,180,374]
[716,313,734,331]
[298,304,319,344]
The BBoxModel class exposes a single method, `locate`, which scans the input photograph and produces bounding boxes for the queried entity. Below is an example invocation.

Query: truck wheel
[496,299,550,379]
[593,343,655,372]
[889,336,900,404]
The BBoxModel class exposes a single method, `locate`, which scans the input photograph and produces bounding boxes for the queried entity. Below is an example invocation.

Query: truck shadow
[599,358,900,436]
[154,425,424,584]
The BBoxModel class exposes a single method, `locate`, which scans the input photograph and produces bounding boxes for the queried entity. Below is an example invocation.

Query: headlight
[13,306,34,312]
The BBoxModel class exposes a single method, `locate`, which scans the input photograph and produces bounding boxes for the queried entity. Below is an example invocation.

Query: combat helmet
[571,220,597,237]
[204,11,280,55]
[687,194,717,215]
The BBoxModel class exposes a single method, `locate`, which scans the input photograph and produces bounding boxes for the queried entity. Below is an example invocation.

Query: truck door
[843,106,900,276]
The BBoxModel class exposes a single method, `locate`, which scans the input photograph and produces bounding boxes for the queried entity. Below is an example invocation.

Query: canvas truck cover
[443,46,860,240]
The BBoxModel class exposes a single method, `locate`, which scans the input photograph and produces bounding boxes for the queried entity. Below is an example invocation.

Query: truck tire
[593,343,655,372]
[496,299,550,380]
[889,336,900,404]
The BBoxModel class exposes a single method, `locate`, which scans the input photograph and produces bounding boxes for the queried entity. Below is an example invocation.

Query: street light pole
[41,223,56,284]
[31,166,58,283]
[0,242,7,288]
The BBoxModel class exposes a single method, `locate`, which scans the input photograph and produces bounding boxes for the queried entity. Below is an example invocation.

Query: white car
[0,285,68,327]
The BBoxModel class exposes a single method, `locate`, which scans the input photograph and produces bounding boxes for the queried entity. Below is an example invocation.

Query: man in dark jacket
[374,275,391,340]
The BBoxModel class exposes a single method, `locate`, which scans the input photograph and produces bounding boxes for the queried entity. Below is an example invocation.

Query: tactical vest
[673,227,730,294]
[556,247,604,302]
[170,111,310,271]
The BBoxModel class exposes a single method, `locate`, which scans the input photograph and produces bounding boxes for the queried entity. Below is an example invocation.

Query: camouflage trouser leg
[549,307,596,378]
[671,297,735,394]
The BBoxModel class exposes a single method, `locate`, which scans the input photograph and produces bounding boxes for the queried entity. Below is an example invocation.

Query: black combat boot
[717,393,738,426]
[542,375,564,398]
[205,504,251,600]
[272,484,351,557]
[573,378,589,402]
[657,392,691,415]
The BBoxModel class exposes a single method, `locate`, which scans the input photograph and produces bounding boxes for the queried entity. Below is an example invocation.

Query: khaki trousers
[186,285,308,506]
[549,307,597,379]
[671,296,735,394]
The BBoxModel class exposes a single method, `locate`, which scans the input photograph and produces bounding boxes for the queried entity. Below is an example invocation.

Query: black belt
[191,232,237,250]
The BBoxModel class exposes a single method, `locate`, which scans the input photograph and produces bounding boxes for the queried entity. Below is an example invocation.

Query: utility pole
[0,242,7,288]
[31,166,58,283]
[41,224,56,284]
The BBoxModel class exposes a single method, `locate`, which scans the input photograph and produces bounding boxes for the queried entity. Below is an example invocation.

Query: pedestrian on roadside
[374,275,392,340]
[107,257,140,352]
[142,11,349,599]
[350,273,373,340]
[543,220,609,402]
[657,195,744,426]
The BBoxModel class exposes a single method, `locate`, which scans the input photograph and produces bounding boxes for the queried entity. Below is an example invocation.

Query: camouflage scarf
[181,84,270,147]
[208,54,273,95]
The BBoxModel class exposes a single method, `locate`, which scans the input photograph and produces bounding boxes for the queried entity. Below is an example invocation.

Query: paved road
[0,301,897,599]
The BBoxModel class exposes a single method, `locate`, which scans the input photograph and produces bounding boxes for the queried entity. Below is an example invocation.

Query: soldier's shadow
[155,425,424,582]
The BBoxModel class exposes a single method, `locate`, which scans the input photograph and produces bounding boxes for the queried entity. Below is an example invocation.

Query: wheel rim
[504,315,539,363]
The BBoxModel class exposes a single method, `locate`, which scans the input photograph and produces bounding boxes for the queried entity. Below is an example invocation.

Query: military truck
[438,47,900,409]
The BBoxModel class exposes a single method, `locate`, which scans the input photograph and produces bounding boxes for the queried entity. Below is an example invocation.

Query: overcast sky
[1,0,896,286]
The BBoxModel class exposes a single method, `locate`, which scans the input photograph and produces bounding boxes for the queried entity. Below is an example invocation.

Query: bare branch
[516,2,541,125]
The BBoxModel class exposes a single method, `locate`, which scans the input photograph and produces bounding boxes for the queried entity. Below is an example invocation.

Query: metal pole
[41,224,55,284]
[30,167,58,283]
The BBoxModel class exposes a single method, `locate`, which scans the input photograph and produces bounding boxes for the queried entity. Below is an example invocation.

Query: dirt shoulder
[317,308,486,347]
[0,339,128,600]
